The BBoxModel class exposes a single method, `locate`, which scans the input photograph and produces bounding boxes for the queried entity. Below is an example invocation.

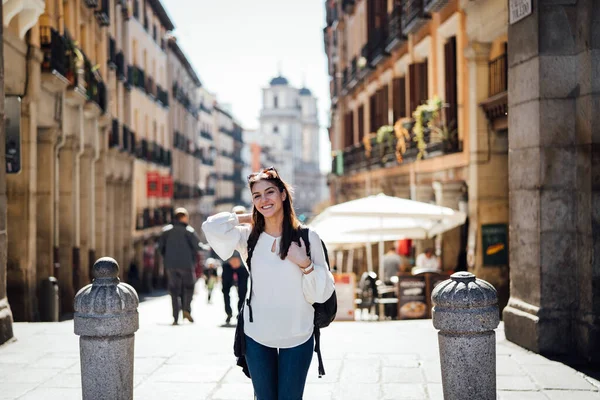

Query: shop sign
[146,172,161,197]
[160,175,173,198]
[482,224,508,266]
[333,273,355,321]
[397,277,427,320]
[509,0,532,25]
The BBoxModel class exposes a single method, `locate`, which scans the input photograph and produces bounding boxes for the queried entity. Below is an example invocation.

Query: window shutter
[358,105,365,140]
[419,59,428,105]
[369,93,377,133]
[393,77,406,121]
[409,63,417,113]
[444,37,457,129]
[382,84,389,125]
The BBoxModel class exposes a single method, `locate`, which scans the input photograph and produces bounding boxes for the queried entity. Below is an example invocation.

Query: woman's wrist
[237,213,252,225]
[299,258,312,269]
[301,263,315,275]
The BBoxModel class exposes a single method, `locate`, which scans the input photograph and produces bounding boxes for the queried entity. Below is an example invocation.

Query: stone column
[36,129,57,283]
[74,257,139,400]
[6,98,38,322]
[0,2,15,341]
[58,136,76,315]
[432,272,499,400]
[465,40,510,312]
[78,147,94,289]
[504,0,600,361]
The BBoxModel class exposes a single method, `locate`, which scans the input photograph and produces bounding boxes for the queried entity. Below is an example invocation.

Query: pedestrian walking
[203,258,219,304]
[159,207,205,325]
[221,253,248,324]
[203,166,335,400]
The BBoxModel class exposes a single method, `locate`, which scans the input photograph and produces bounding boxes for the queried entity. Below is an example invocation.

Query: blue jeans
[245,334,314,400]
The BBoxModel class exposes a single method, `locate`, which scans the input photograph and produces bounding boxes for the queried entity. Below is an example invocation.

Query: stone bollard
[431,272,499,400]
[74,257,139,400]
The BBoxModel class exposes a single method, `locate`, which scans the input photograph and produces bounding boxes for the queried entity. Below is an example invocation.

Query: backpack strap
[314,327,326,377]
[245,233,259,323]
[299,227,312,260]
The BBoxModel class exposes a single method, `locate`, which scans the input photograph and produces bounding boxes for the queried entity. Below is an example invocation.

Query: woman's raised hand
[287,238,311,269]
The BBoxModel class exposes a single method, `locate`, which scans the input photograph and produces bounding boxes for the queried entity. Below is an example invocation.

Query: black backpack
[236,227,337,378]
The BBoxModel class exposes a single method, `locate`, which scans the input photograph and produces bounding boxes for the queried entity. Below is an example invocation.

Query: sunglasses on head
[247,166,279,182]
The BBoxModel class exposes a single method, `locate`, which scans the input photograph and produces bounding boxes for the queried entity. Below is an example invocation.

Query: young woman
[202,167,335,400]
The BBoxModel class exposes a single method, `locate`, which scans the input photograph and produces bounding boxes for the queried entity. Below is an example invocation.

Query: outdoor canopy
[309,193,467,246]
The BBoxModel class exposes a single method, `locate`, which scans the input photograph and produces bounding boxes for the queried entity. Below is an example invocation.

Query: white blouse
[202,212,335,349]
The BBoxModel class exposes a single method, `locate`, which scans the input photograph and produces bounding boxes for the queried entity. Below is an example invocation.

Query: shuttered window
[344,110,354,148]
[358,105,365,140]
[444,36,458,129]
[369,93,377,133]
[393,77,406,122]
[408,60,428,113]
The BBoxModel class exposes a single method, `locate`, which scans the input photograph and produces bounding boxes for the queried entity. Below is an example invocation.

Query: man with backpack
[159,207,206,325]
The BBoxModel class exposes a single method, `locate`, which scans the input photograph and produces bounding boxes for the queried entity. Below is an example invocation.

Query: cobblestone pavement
[0,282,599,399]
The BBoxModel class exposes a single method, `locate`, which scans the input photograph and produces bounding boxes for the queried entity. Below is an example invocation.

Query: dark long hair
[247,168,300,260]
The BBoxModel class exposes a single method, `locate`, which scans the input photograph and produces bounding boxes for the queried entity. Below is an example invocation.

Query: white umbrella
[309,193,467,275]
[310,193,466,242]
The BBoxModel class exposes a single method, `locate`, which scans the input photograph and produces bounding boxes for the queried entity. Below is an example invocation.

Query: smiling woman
[202,166,335,399]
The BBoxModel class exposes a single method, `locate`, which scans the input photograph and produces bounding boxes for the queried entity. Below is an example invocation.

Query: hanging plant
[393,117,412,163]
[412,96,444,159]
[363,132,374,158]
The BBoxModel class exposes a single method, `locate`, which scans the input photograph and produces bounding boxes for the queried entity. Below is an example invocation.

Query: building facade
[325,0,599,363]
[213,105,243,213]
[259,76,325,218]
[167,37,202,229]
[197,86,216,220]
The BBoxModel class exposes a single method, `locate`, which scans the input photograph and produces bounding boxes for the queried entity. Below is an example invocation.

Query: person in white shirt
[414,247,442,273]
[202,166,334,400]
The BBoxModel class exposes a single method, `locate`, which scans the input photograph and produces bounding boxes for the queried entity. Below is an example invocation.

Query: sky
[163,0,332,172]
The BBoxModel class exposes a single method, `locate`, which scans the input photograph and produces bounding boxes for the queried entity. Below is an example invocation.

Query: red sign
[147,172,161,197]
[160,175,173,198]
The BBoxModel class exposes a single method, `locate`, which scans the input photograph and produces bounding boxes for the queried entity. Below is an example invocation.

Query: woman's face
[251,180,286,219]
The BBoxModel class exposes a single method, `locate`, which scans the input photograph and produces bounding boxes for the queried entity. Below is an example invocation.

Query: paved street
[0,282,599,400]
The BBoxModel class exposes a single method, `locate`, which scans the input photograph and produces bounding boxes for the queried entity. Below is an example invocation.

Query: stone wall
[0,3,15,344]
[504,0,600,362]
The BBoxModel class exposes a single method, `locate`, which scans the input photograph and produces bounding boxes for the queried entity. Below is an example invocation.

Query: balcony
[481,52,508,129]
[402,0,430,35]
[332,127,461,176]
[40,27,69,92]
[156,85,169,107]
[200,103,212,114]
[133,0,139,19]
[136,206,173,230]
[84,0,98,8]
[342,0,355,13]
[122,124,132,153]
[116,51,125,80]
[110,119,119,148]
[424,0,449,13]
[386,5,407,53]
[367,26,389,67]
[95,0,110,26]
[128,65,145,91]
[146,76,156,97]
[200,130,213,140]
[108,37,116,70]
[84,59,106,114]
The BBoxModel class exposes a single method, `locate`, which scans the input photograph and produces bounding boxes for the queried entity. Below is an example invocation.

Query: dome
[270,75,289,86]
[299,87,312,96]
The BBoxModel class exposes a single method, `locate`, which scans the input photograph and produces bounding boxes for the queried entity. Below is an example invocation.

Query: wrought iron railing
[40,27,67,77]
[489,53,507,97]
[95,0,110,26]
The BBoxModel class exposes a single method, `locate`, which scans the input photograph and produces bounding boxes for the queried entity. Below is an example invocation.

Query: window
[369,93,377,132]
[344,111,354,148]
[273,126,279,133]
[444,37,458,129]
[153,25,157,42]
[393,77,406,121]
[409,60,428,113]
[358,105,364,140]
[274,95,279,108]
